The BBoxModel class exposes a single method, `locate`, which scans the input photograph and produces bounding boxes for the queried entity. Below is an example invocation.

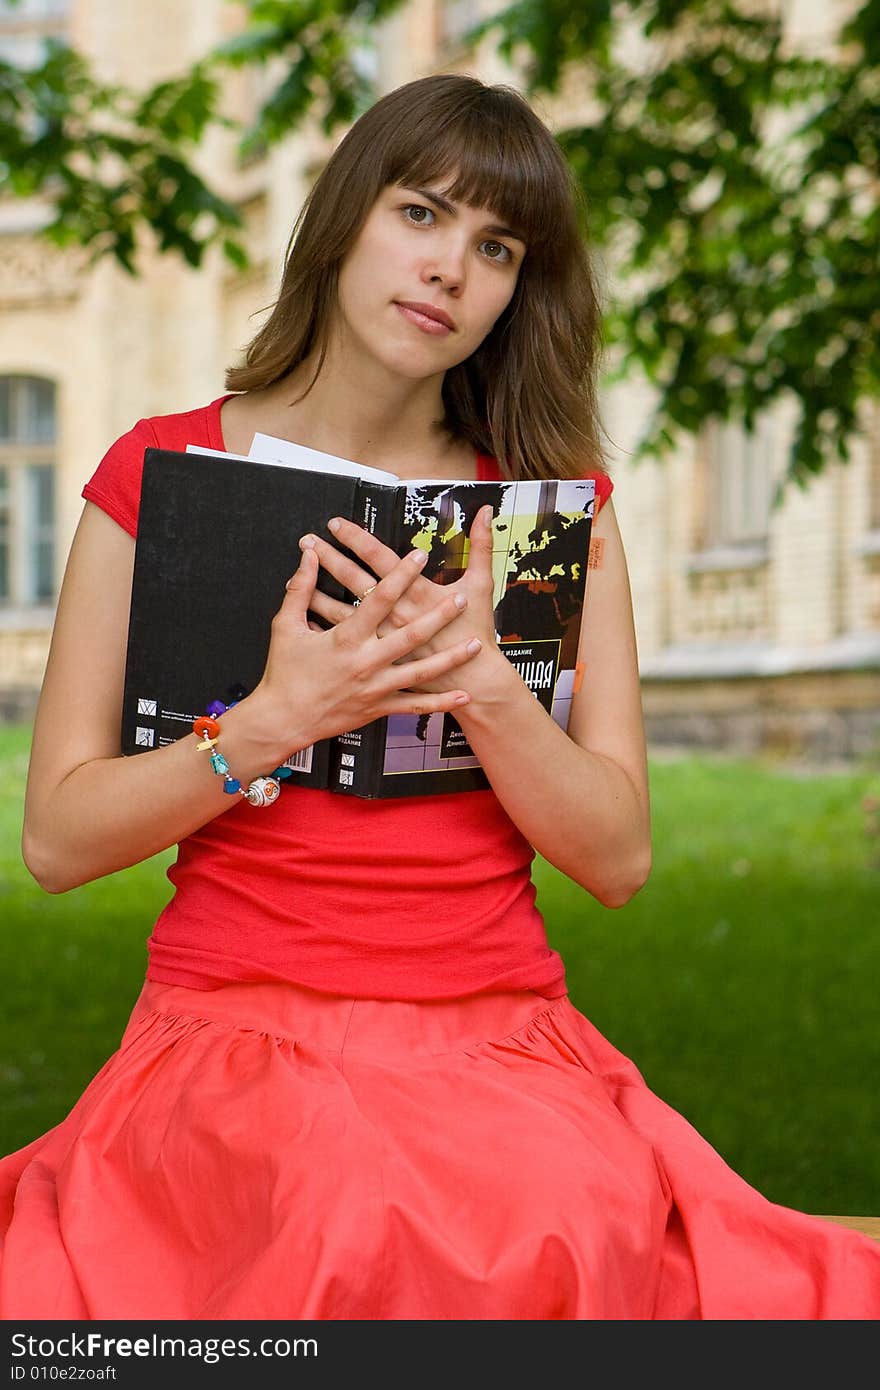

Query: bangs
[379,93,571,253]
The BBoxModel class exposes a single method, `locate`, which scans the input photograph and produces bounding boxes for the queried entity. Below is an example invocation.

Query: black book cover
[122,448,365,790]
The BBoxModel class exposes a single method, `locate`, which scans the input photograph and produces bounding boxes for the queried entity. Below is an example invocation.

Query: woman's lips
[394,303,453,336]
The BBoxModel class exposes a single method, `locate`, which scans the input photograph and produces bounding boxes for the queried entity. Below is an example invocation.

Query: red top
[82,395,613,1000]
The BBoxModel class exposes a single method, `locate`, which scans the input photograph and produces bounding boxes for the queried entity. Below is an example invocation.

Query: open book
[121,432,597,799]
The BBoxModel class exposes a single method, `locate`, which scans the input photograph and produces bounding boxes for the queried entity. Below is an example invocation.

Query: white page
[248,431,400,485]
[184,440,398,483]
[185,445,254,462]
[188,436,518,489]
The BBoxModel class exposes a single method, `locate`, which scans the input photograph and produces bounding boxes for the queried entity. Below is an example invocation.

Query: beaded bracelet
[192,695,295,808]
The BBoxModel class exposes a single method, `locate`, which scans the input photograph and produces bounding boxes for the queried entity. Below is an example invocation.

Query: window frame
[0,374,58,610]
[701,412,776,553]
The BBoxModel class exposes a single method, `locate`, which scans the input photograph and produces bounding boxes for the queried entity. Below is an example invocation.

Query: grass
[2,724,878,1215]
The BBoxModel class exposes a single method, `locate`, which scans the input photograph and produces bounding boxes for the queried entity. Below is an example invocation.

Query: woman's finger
[467,505,496,586]
[361,578,471,666]
[307,587,356,627]
[332,546,431,647]
[325,515,407,581]
[303,550,453,647]
[298,529,385,610]
[280,544,319,624]
[385,687,472,717]
[389,634,482,692]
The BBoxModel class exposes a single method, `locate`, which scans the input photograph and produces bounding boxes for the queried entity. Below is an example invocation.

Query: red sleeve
[81,417,160,539]
[586,471,613,514]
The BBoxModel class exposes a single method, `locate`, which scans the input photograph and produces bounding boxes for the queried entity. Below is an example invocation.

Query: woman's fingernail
[327,518,342,533]
[454,594,467,609]
[300,534,316,549]
[410,548,428,566]
[466,638,482,654]
[453,693,470,706]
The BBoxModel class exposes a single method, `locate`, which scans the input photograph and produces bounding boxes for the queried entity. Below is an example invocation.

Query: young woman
[2,73,878,1320]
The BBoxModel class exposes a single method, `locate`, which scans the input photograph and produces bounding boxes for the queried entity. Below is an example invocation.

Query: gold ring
[352,584,377,608]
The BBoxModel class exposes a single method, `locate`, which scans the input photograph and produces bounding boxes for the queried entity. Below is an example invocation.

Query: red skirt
[1,976,878,1320]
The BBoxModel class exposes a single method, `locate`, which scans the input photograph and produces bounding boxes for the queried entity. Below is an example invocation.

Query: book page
[248,432,400,484]
[185,445,254,462]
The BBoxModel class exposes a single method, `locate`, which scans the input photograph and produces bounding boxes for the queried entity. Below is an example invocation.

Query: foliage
[0,0,877,487]
[0,38,242,271]
[469,0,879,490]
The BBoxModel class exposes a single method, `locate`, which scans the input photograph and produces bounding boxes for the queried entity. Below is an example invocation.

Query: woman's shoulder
[136,395,231,452]
[81,396,231,539]
[90,395,230,466]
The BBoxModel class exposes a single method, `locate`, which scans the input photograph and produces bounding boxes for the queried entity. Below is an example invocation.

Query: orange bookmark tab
[573,662,586,693]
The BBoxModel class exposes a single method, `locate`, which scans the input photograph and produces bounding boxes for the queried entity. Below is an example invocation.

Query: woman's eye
[402,204,434,226]
[401,205,513,264]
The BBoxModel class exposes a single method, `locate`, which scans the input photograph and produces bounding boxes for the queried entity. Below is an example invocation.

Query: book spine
[270,474,362,794]
[324,480,403,798]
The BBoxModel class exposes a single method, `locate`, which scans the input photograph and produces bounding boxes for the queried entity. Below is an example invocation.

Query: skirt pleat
[2,977,878,1320]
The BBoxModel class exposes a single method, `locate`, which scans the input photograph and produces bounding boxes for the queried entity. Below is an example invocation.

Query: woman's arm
[22,504,300,892]
[451,499,651,908]
[305,500,651,908]
[22,503,484,893]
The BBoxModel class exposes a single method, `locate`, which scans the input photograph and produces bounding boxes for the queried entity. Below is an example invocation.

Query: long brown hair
[226,73,609,482]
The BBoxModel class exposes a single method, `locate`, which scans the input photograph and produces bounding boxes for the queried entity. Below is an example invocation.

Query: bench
[816,1215,880,1243]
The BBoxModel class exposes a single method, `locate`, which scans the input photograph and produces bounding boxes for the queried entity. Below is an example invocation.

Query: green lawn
[2,723,878,1215]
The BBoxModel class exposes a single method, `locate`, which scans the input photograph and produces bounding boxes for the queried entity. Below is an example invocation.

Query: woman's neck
[222,369,478,481]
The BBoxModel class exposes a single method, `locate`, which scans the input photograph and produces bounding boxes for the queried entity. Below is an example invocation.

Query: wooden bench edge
[813,1215,880,1243]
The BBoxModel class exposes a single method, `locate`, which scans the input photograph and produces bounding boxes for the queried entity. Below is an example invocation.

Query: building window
[704,414,774,548]
[0,375,57,605]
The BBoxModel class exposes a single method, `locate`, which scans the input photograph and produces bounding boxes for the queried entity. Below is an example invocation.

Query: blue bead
[223,778,242,794]
[206,699,227,718]
[273,766,295,780]
[210,752,229,775]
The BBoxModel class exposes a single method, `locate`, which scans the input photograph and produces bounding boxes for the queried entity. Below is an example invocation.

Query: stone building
[1,0,877,760]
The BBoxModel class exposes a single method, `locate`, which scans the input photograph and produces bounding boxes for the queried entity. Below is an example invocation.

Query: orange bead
[193,715,220,740]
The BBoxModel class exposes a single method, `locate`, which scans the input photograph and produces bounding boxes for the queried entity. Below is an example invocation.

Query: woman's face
[332,179,527,380]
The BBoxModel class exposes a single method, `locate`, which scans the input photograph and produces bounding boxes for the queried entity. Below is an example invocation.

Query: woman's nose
[422,238,467,292]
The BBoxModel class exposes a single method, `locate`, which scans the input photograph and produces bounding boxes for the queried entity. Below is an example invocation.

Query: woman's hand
[301,505,501,696]
[252,541,485,748]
